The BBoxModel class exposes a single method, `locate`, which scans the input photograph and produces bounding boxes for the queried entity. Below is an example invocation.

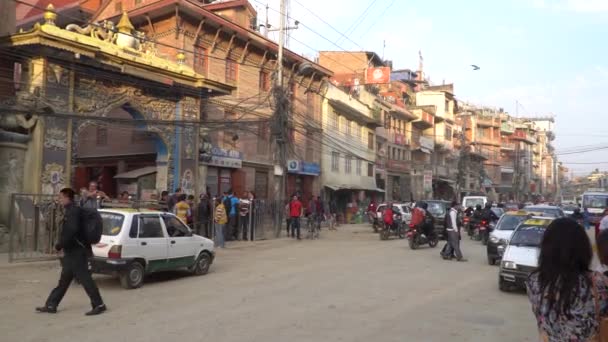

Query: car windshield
[492,208,504,217]
[427,202,446,216]
[496,215,527,231]
[525,207,561,217]
[100,212,125,236]
[583,195,608,209]
[510,226,545,247]
[464,198,485,208]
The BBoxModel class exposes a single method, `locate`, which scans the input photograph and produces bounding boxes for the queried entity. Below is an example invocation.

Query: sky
[256,0,608,176]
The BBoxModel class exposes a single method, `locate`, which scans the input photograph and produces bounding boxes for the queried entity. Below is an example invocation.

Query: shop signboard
[287,160,321,176]
[200,146,242,168]
[423,170,433,192]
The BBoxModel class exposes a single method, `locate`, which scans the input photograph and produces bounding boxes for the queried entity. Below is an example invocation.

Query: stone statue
[65,20,116,43]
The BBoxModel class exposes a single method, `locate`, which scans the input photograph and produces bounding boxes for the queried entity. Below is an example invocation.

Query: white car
[376,203,412,224]
[498,217,552,292]
[91,209,215,289]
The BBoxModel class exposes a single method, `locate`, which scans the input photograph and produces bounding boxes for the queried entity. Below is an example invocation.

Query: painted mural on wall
[41,163,65,195]
[181,169,194,195]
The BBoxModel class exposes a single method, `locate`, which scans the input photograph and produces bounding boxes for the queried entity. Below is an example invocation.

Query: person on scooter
[570,207,584,223]
[383,203,394,230]
[411,202,426,232]
[421,202,435,238]
[482,202,499,222]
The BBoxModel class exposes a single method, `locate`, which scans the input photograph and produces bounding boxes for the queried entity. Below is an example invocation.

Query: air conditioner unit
[287,160,301,172]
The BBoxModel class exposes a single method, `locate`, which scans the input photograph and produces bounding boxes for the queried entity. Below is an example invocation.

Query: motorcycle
[379,214,405,240]
[369,211,380,233]
[471,220,488,242]
[407,223,439,249]
[463,216,473,237]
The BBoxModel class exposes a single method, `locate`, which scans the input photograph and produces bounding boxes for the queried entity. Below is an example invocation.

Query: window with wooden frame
[367,163,374,177]
[331,152,340,172]
[193,45,207,75]
[259,70,270,92]
[345,155,352,174]
[356,159,362,176]
[225,59,238,83]
[329,110,338,130]
[96,126,108,146]
[368,132,374,150]
[345,119,352,137]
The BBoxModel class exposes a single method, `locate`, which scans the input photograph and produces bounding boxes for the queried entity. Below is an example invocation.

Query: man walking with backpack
[36,188,106,315]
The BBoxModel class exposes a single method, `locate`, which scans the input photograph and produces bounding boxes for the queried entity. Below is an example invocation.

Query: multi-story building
[415,84,457,199]
[321,84,382,222]
[36,0,332,201]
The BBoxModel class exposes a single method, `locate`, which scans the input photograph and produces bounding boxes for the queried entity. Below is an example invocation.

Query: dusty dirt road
[0,224,537,342]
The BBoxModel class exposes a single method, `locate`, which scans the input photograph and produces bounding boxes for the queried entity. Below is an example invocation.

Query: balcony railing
[501,122,515,134]
[512,130,537,144]
[477,116,500,127]
[500,142,516,150]
[475,136,500,146]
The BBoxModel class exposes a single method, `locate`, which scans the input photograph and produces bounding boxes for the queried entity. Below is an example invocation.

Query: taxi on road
[498,216,553,291]
[487,210,534,265]
[91,208,215,289]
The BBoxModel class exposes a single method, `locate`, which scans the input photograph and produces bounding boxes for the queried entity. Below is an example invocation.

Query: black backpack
[80,208,103,244]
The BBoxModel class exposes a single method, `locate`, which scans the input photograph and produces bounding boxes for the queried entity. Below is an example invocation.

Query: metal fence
[201,199,283,241]
[6,194,286,262]
[8,193,63,263]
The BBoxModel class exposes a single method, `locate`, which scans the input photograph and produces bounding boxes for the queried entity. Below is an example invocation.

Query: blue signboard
[287,160,320,176]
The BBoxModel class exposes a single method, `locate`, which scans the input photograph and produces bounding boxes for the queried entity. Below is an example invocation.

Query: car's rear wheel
[120,261,144,289]
[190,252,211,276]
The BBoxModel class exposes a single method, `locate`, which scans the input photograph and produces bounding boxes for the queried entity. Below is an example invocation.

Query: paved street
[0,224,537,342]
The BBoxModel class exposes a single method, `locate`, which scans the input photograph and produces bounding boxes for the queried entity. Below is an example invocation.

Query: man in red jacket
[383,203,394,228]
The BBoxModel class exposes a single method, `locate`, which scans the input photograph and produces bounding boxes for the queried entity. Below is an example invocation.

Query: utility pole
[272,0,288,237]
[264,3,269,38]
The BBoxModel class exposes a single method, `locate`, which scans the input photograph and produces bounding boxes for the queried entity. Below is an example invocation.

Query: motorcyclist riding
[482,202,499,222]
[570,207,584,224]
[383,203,394,229]
[411,202,426,232]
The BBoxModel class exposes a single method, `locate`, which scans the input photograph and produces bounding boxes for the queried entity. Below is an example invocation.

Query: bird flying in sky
[471,65,480,70]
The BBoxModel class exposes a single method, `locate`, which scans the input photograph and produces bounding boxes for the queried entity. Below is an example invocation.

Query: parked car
[424,200,451,238]
[487,211,532,265]
[498,217,553,291]
[462,196,487,210]
[91,209,215,289]
[376,203,412,225]
[561,204,578,217]
[523,205,565,218]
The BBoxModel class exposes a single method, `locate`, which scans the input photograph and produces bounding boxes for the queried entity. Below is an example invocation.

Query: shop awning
[324,184,385,192]
[434,177,455,184]
[114,166,157,180]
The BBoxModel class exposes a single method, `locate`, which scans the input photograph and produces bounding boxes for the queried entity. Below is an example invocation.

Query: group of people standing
[284,195,336,239]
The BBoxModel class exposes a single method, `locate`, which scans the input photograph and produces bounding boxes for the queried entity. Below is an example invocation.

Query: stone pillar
[0,131,29,249]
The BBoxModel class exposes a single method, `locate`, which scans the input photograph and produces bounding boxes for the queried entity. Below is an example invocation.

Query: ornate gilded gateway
[0,4,234,197]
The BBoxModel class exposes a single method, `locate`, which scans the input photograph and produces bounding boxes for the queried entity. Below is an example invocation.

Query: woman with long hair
[527,218,608,341]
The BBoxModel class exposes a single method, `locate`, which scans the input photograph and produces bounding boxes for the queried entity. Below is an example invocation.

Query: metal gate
[8,194,62,263]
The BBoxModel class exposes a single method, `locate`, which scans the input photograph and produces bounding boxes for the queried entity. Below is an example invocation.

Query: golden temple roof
[116,11,134,34]
[1,8,233,94]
